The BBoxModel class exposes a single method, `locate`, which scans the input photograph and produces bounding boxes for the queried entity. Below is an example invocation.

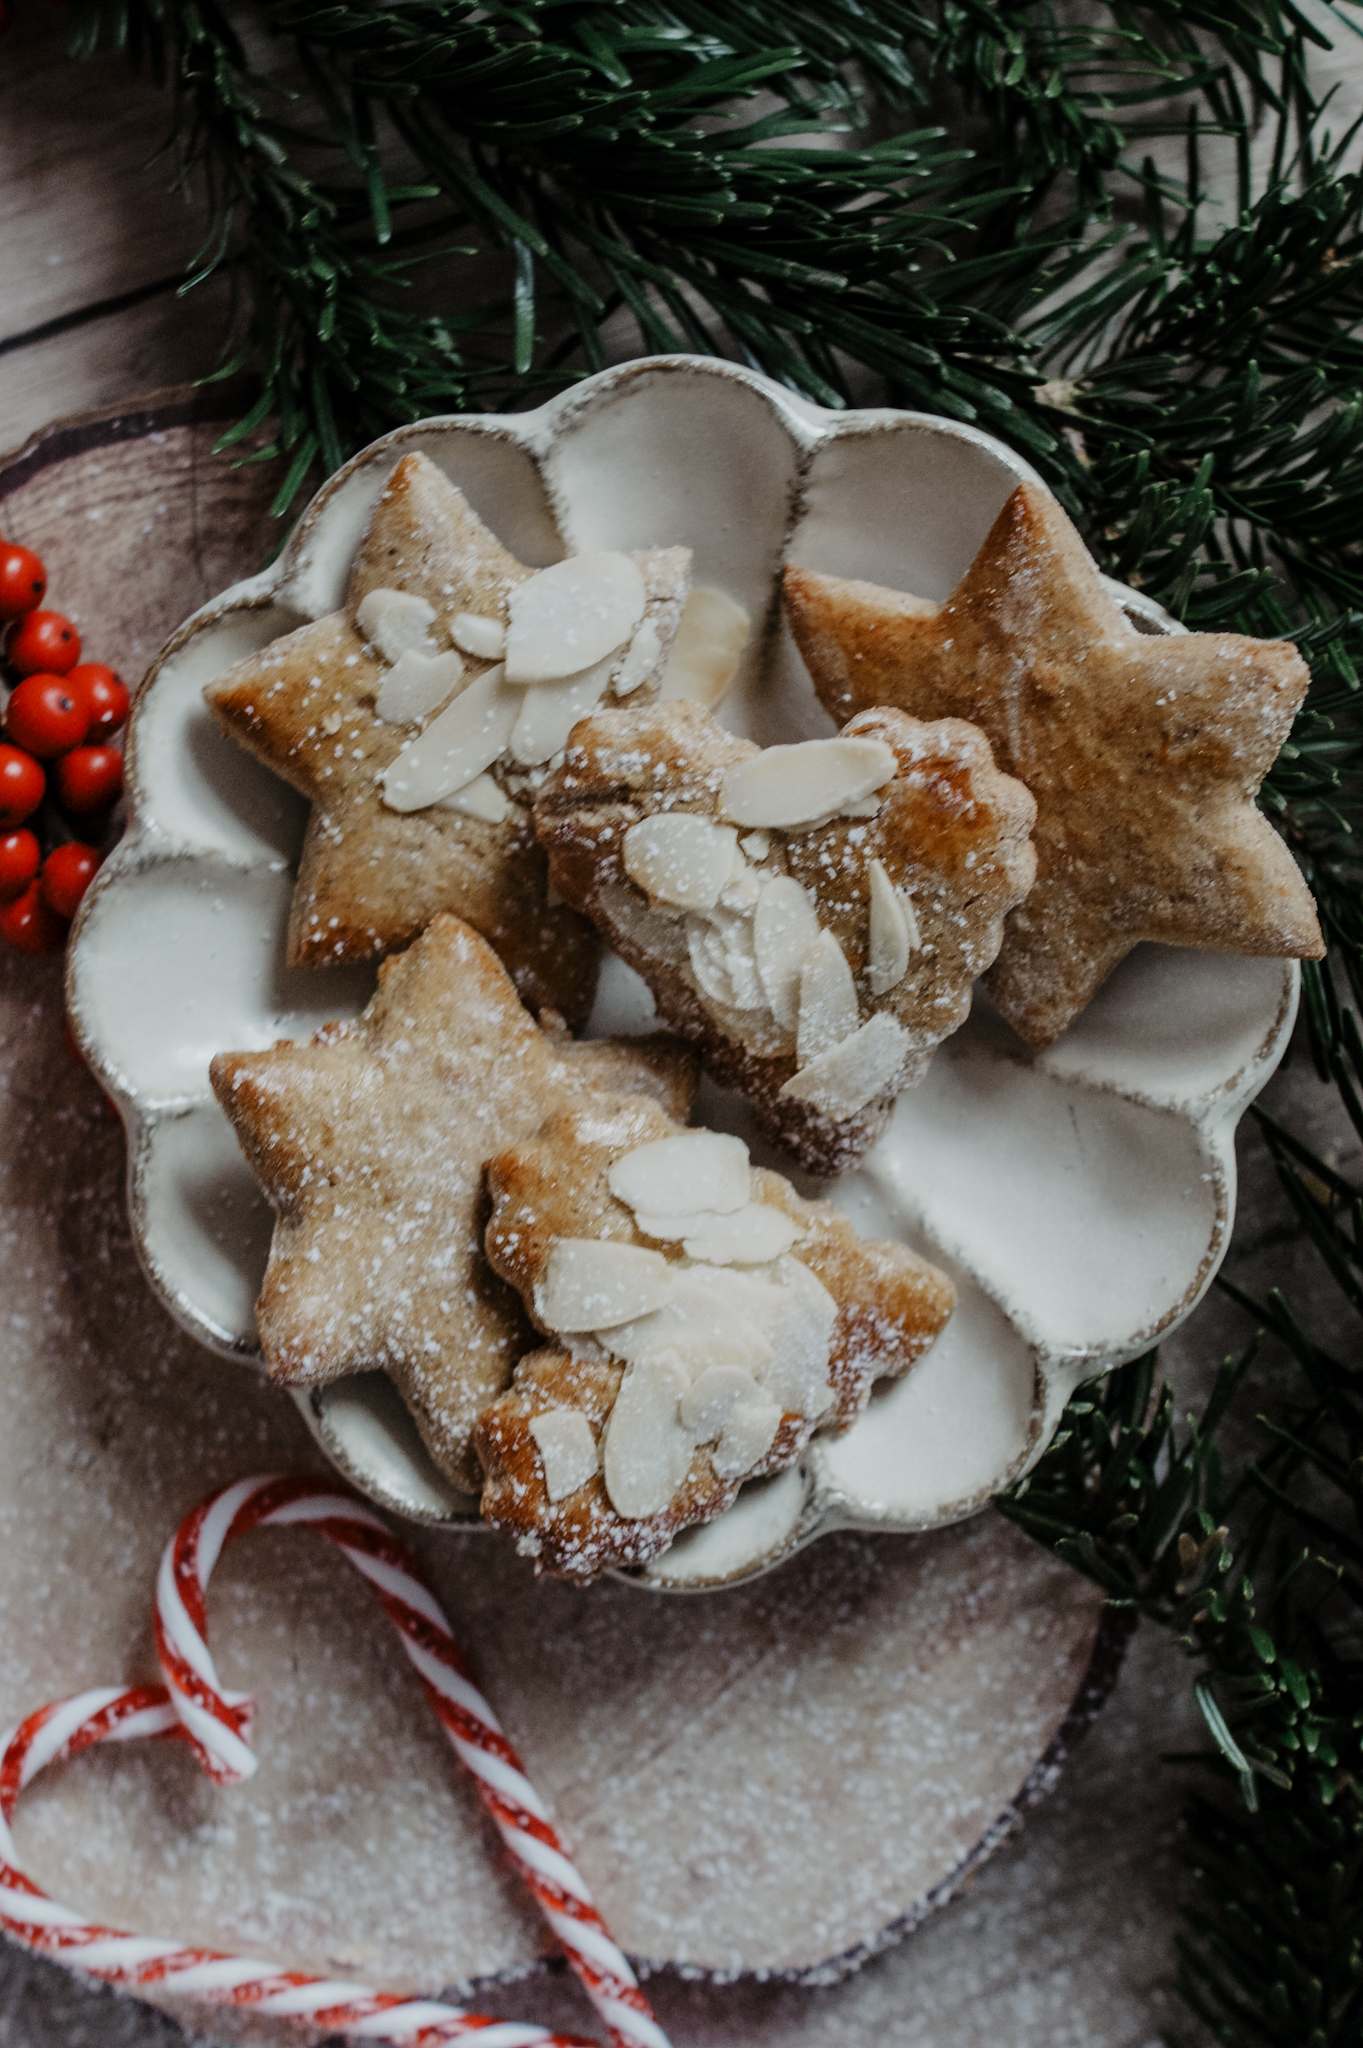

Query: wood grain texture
[0,415,1115,2035]
[2,11,1362,2039]
[0,9,236,449]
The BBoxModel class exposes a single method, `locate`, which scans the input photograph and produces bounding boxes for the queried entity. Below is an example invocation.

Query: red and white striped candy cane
[0,1474,670,2048]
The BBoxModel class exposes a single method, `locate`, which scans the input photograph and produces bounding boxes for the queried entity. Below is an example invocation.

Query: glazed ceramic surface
[67,356,1297,1589]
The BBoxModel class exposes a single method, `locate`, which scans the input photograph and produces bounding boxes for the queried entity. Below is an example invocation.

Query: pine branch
[999,1090,1363,2045]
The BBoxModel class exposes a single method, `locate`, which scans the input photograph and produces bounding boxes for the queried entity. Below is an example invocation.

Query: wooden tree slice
[0,398,1113,2016]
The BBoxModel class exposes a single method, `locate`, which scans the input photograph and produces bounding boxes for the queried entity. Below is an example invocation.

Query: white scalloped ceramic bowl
[67,356,1296,1589]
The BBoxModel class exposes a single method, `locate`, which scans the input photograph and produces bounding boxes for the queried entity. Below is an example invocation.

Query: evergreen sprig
[58,0,1363,2037]
[1000,1069,1363,2044]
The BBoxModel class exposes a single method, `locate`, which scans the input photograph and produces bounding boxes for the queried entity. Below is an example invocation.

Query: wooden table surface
[3,11,1361,2044]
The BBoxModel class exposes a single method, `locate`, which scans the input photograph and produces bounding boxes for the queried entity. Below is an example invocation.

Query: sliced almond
[718,852,762,913]
[867,857,916,995]
[451,612,506,660]
[686,915,740,1008]
[508,656,613,766]
[721,737,897,830]
[709,906,766,1010]
[609,1131,750,1218]
[504,552,645,683]
[614,617,663,697]
[375,647,464,726]
[602,1352,694,1518]
[781,1011,912,1119]
[711,1399,782,1479]
[528,1408,599,1502]
[631,1208,716,1244]
[763,1255,837,1419]
[356,587,436,664]
[681,1202,799,1267]
[679,1363,763,1440]
[659,586,750,709]
[536,1239,674,1333]
[753,877,821,1031]
[436,771,510,824]
[623,813,738,912]
[796,930,860,1064]
[380,664,517,812]
[608,1267,779,1376]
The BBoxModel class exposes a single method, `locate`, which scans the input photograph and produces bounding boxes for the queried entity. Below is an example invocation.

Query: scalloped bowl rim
[66,355,1298,1591]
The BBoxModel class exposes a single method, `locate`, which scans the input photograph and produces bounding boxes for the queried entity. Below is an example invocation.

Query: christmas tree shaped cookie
[475,1108,954,1579]
[533,699,1036,1173]
[210,914,695,1492]
[783,481,1324,1048]
[205,450,691,1025]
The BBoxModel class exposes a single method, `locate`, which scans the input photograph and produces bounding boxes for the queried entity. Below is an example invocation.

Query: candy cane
[0,1475,670,2048]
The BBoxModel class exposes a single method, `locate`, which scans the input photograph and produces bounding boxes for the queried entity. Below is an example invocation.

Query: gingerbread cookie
[205,450,692,1025]
[210,913,695,1492]
[474,1108,954,1579]
[533,699,1036,1174]
[783,481,1324,1048]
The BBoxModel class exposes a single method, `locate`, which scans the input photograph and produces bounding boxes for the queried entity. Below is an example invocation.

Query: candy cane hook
[0,1475,670,2048]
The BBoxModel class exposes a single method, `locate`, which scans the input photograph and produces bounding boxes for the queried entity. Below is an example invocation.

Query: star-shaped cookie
[783,481,1323,1048]
[474,1098,954,1579]
[205,449,690,1027]
[210,913,696,1492]
[534,699,1035,1174]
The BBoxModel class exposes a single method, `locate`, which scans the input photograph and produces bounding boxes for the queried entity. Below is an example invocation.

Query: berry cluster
[0,538,127,956]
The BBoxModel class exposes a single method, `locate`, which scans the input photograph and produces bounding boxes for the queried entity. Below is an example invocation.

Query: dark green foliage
[999,1065,1363,2042]
[59,0,1363,2036]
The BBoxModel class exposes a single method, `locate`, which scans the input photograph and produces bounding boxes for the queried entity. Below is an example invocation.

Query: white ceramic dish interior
[68,356,1296,1590]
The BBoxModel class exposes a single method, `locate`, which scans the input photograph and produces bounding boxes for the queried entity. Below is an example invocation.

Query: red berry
[66,663,130,739]
[54,743,122,814]
[0,743,44,827]
[0,544,47,621]
[7,673,89,758]
[41,841,101,920]
[8,610,80,677]
[0,880,67,955]
[0,828,39,899]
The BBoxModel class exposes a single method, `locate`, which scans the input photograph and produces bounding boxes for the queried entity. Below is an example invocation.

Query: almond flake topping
[356,587,437,664]
[709,1398,782,1480]
[451,612,507,660]
[659,586,750,709]
[867,856,917,994]
[752,876,821,1031]
[623,812,738,912]
[608,1130,749,1218]
[601,1352,694,1518]
[720,736,896,829]
[680,1365,781,1479]
[528,1408,599,1502]
[380,664,517,811]
[436,771,510,824]
[680,1202,799,1266]
[796,929,860,1064]
[536,1238,674,1332]
[764,1256,838,1419]
[504,552,645,684]
[608,1266,781,1376]
[509,656,614,766]
[614,617,663,697]
[375,647,465,727]
[782,1011,912,1118]
[534,1121,842,1517]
